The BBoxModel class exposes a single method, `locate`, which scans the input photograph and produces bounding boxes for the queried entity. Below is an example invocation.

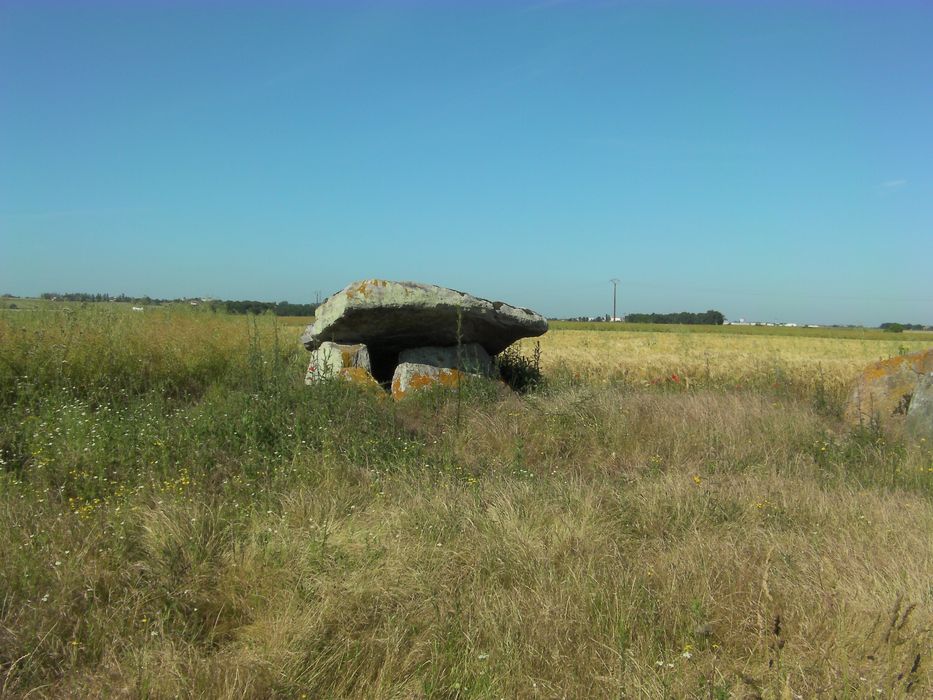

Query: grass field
[1,304,932,698]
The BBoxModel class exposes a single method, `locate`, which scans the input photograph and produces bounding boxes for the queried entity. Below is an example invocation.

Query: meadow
[1,304,932,698]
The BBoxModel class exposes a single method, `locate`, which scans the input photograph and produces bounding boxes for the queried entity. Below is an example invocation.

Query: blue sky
[1,1,930,325]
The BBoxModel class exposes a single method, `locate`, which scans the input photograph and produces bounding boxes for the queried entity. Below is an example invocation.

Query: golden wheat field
[517,328,931,391]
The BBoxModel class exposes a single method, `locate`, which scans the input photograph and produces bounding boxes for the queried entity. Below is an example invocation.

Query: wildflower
[692,474,702,486]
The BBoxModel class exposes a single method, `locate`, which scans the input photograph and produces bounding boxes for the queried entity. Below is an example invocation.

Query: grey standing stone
[306,341,371,384]
[906,373,933,443]
[391,362,476,400]
[398,343,493,376]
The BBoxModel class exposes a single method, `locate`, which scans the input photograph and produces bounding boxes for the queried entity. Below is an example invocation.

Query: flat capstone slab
[301,280,547,380]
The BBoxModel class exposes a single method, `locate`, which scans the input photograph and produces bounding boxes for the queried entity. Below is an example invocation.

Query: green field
[1,304,931,698]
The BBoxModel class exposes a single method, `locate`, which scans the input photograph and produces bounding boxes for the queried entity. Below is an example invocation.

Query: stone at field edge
[844,349,933,427]
[906,372,933,442]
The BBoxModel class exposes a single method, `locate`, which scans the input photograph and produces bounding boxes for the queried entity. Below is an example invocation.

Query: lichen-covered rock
[391,362,473,401]
[301,279,547,382]
[906,372,933,442]
[305,341,371,384]
[844,349,933,426]
[398,343,493,375]
[337,366,383,392]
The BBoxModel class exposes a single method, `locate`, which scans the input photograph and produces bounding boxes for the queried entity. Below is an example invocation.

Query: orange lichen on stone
[345,279,389,300]
[305,342,372,384]
[339,345,366,366]
[860,352,932,382]
[338,366,382,391]
[845,348,933,425]
[391,367,465,400]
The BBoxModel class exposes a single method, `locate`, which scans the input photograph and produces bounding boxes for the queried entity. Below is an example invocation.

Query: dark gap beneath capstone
[369,349,400,385]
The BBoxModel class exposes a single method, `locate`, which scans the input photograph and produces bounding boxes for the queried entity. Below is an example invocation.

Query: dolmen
[301,279,548,400]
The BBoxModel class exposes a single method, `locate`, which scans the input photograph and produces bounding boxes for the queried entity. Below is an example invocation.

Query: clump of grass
[1,304,932,697]
[495,341,542,393]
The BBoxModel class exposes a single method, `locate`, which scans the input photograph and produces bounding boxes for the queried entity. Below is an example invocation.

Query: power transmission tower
[609,278,620,321]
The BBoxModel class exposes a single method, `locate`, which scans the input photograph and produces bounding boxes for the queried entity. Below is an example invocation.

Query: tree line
[41,292,160,303]
[219,300,317,316]
[625,310,725,325]
[880,322,932,332]
[37,293,317,316]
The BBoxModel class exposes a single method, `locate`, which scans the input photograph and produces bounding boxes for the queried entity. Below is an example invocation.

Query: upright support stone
[306,341,372,384]
[398,343,493,376]
[391,363,473,401]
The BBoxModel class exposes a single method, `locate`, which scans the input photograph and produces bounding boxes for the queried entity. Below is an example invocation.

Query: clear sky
[1,1,931,325]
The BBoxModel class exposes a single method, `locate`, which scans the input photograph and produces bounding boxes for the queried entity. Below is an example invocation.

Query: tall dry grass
[1,305,931,698]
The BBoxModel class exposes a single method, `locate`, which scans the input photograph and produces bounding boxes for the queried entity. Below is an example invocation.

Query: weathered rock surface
[398,343,493,375]
[301,279,547,382]
[336,366,383,392]
[391,362,474,401]
[906,372,933,441]
[844,349,933,426]
[305,341,372,384]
